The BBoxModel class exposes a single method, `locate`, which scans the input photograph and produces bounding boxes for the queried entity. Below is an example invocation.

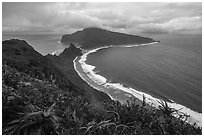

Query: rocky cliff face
[61,27,155,49]
[58,43,82,59]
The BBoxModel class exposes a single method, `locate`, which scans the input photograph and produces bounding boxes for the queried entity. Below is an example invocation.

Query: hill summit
[59,43,82,59]
[61,27,155,49]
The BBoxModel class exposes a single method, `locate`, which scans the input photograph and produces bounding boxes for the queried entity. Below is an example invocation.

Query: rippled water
[86,34,202,113]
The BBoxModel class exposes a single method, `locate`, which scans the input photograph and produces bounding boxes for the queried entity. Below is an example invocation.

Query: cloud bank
[2,2,202,35]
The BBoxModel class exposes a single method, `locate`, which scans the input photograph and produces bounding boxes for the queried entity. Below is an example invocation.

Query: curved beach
[73,42,202,127]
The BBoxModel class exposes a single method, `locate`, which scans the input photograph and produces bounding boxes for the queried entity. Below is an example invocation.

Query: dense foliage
[2,39,202,135]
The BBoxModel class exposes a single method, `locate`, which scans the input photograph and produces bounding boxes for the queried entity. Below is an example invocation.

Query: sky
[2,2,202,35]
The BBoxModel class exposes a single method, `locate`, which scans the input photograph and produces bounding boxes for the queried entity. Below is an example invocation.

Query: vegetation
[61,27,155,49]
[2,64,201,135]
[2,39,202,135]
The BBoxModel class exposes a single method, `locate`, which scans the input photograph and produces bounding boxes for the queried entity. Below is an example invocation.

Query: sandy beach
[73,42,202,127]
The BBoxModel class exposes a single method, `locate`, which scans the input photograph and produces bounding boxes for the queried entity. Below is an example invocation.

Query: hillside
[46,43,111,103]
[2,39,201,135]
[3,39,110,103]
[61,27,155,49]
[3,39,76,90]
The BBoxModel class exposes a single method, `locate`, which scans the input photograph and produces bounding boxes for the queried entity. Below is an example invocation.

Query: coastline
[73,42,202,127]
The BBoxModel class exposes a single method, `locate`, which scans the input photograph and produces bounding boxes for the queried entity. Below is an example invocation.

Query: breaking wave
[73,42,202,127]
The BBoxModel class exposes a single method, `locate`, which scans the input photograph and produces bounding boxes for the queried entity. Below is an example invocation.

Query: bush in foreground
[2,64,202,135]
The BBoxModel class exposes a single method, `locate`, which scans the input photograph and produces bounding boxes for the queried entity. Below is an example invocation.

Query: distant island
[61,27,156,49]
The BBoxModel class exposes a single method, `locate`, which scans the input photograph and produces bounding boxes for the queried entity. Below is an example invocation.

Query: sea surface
[74,34,202,126]
[87,34,202,112]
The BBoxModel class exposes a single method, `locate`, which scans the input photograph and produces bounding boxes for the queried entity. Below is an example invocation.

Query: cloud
[2,2,202,35]
[139,25,169,34]
[139,16,202,34]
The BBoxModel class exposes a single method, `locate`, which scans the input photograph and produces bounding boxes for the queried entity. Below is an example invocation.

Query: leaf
[6,119,21,126]
[46,102,56,115]
[17,121,38,134]
[84,125,93,135]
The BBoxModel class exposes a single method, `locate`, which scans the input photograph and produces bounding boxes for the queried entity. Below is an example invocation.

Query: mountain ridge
[3,39,111,102]
[58,43,82,59]
[61,27,155,49]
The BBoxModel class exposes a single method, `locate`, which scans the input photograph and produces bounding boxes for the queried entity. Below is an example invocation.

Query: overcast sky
[2,2,202,35]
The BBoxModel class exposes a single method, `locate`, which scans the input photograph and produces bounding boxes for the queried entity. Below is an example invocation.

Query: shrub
[3,103,60,135]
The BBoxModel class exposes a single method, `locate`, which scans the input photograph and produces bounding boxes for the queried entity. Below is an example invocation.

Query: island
[61,27,156,49]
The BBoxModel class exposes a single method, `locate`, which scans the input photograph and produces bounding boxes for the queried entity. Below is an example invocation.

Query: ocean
[2,33,202,126]
[74,34,202,127]
[87,34,202,112]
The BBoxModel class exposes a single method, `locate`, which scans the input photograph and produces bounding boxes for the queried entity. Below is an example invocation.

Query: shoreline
[73,42,202,127]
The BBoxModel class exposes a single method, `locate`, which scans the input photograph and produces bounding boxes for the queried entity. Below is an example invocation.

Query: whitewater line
[73,42,202,127]
[73,57,115,101]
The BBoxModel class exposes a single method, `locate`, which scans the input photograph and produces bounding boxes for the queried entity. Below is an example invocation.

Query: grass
[2,60,202,135]
[3,103,60,135]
